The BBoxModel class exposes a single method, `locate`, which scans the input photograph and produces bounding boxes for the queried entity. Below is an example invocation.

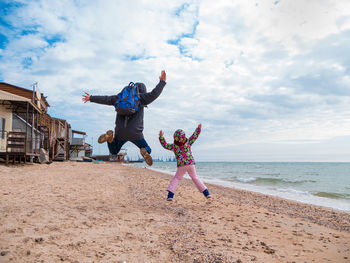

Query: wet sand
[0,162,349,262]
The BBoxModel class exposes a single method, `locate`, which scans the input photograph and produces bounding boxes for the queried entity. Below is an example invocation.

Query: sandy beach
[0,161,349,263]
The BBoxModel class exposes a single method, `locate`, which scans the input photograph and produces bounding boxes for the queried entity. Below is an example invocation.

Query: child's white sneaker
[166,197,173,201]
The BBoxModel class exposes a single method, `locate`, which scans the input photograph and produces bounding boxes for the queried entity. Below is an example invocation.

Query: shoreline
[130,164,350,232]
[1,162,349,262]
[126,162,350,214]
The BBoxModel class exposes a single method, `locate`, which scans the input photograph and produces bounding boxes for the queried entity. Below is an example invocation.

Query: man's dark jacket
[90,80,166,141]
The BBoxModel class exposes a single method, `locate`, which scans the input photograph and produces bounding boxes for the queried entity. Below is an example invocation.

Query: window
[0,117,5,139]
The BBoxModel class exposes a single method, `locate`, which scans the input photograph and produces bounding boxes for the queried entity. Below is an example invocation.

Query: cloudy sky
[1,0,350,161]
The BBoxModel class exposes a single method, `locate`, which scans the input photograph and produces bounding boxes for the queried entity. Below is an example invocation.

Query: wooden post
[26,102,28,150]
[52,119,55,160]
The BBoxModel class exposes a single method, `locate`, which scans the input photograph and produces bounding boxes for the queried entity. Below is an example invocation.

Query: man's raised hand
[82,92,90,103]
[159,70,166,82]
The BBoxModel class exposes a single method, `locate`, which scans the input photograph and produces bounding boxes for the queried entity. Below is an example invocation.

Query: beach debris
[34,237,44,244]
[82,156,93,162]
[75,156,99,164]
[260,241,276,254]
[7,228,16,233]
[264,247,276,254]
[0,251,8,256]
[39,148,50,164]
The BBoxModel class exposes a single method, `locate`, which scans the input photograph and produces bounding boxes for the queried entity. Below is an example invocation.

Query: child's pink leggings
[167,164,207,193]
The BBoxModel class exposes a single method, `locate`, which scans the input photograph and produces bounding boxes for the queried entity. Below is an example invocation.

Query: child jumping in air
[159,124,211,201]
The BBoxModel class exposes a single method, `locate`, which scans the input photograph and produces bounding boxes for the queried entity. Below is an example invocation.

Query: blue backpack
[114,82,140,116]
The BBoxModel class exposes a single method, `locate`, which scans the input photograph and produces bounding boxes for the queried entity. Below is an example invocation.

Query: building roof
[72,130,86,135]
[0,82,50,108]
[0,82,34,100]
[0,89,31,102]
[0,89,42,113]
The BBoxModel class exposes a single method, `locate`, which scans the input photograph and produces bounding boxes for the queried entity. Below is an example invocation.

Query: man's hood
[135,82,146,93]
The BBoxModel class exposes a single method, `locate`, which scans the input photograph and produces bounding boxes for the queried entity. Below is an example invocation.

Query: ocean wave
[237,177,256,183]
[236,177,316,185]
[262,173,281,176]
[312,191,350,200]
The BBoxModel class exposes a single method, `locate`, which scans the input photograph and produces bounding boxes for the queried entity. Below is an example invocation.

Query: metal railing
[26,134,42,154]
[0,130,43,154]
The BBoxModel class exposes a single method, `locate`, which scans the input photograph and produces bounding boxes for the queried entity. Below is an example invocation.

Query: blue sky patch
[22,57,33,69]
[167,39,180,46]
[0,1,24,30]
[167,20,199,56]
[45,34,65,47]
[0,16,14,30]
[21,28,40,35]
[174,3,190,17]
[0,1,24,16]
[124,54,143,61]
[0,33,8,49]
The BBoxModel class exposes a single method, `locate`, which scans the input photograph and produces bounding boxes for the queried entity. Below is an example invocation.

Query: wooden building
[0,82,49,164]
[49,117,70,161]
[69,129,88,160]
[0,82,92,165]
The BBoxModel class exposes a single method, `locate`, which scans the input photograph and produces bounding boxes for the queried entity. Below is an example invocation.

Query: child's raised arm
[188,124,202,146]
[159,130,174,151]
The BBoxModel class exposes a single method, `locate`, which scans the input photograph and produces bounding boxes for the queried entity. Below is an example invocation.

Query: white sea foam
[237,177,256,183]
[201,176,350,212]
[127,162,350,212]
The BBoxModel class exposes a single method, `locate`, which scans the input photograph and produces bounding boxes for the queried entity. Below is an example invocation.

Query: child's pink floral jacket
[159,127,201,167]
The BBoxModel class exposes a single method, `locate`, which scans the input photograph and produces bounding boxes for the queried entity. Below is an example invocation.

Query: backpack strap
[124,82,135,127]
[124,116,129,127]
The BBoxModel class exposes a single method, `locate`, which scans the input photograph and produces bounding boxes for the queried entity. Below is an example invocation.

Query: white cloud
[0,0,349,161]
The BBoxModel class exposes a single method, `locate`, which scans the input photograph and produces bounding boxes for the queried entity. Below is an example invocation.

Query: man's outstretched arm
[82,92,118,106]
[140,70,166,105]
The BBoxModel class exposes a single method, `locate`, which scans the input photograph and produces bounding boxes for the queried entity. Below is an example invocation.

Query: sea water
[128,162,350,212]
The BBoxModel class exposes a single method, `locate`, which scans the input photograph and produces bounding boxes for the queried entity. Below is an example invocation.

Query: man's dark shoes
[140,148,153,166]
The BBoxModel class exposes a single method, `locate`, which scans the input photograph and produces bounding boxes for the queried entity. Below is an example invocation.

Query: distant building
[69,130,92,159]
